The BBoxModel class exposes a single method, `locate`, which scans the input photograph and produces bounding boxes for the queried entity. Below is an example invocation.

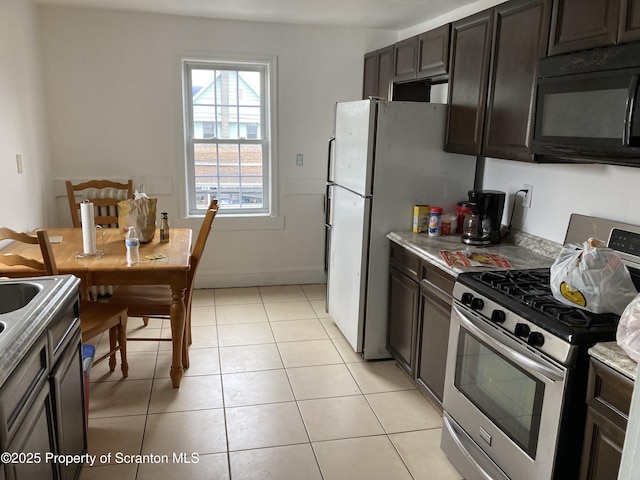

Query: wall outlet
[522,184,533,208]
[296,153,303,166]
[16,154,23,174]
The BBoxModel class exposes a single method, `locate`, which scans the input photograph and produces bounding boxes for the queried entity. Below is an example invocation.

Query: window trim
[181,56,278,218]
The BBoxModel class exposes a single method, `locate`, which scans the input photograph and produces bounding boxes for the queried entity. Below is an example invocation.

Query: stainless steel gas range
[441,215,640,480]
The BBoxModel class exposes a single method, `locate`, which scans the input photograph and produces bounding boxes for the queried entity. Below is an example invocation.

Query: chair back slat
[65,179,134,228]
[0,228,58,275]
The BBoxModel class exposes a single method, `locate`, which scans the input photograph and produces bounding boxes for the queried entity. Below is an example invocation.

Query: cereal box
[412,205,430,233]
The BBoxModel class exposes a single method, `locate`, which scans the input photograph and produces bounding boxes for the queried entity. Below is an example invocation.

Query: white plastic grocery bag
[550,238,637,315]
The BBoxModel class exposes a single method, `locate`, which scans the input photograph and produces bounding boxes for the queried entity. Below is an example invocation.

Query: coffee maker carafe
[461,190,506,245]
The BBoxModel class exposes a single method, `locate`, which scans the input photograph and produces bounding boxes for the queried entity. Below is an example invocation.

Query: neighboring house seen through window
[183,59,273,215]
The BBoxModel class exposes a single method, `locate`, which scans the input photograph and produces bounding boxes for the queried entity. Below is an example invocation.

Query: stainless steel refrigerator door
[326,184,371,353]
[330,99,376,196]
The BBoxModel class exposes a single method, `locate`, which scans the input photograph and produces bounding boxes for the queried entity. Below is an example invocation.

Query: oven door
[441,303,567,480]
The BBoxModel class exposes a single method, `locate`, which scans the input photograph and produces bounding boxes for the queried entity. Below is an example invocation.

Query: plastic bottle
[428,206,443,236]
[125,227,140,266]
[160,212,170,243]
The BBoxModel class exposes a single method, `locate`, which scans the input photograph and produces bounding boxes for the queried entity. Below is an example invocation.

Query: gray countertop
[387,231,556,277]
[388,230,638,380]
[0,275,80,386]
[589,342,638,380]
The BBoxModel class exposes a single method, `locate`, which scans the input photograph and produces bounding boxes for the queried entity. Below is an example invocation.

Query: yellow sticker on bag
[560,282,587,307]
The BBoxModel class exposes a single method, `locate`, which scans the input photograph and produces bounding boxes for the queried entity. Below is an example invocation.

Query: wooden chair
[0,227,129,377]
[108,200,219,354]
[65,179,134,228]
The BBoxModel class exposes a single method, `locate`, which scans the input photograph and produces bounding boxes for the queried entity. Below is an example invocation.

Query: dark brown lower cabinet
[579,358,633,480]
[387,243,421,376]
[388,264,419,375]
[416,263,454,409]
[387,242,455,410]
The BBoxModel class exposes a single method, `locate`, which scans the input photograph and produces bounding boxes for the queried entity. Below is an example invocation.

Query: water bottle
[125,227,140,266]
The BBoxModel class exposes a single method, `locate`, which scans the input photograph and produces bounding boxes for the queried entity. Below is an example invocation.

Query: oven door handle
[452,304,564,382]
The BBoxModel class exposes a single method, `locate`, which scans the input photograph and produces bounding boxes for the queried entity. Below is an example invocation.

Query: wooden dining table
[0,227,192,388]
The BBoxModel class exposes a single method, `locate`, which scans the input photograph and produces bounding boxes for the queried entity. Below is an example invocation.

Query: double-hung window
[183,59,274,216]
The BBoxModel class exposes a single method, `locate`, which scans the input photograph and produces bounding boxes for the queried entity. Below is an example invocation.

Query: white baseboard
[194,267,327,289]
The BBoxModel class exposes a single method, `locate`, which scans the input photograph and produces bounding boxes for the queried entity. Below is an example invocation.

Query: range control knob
[527,332,545,347]
[470,298,485,310]
[514,323,530,338]
[491,310,506,324]
[461,292,474,305]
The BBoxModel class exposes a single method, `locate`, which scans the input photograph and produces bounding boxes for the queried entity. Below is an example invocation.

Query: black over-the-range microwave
[531,42,640,167]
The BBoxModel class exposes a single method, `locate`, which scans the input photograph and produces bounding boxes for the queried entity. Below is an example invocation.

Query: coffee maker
[461,190,506,245]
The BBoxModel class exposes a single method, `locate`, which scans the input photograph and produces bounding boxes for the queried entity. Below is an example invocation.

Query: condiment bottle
[428,206,443,237]
[125,227,140,265]
[160,212,170,243]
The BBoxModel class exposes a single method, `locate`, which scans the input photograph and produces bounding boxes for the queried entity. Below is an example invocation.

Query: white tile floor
[80,284,462,480]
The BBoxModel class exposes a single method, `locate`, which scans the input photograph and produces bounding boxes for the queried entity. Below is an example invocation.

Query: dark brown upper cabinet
[446,0,550,160]
[548,0,620,55]
[394,36,419,83]
[618,0,640,43]
[393,24,452,84]
[417,24,451,80]
[445,9,494,156]
[549,0,640,55]
[363,50,379,99]
[362,45,394,100]
[483,0,551,161]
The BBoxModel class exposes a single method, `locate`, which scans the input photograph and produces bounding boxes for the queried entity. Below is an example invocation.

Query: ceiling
[33,0,478,30]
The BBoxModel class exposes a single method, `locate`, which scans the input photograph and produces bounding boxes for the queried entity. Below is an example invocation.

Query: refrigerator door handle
[327,136,336,184]
[324,185,333,228]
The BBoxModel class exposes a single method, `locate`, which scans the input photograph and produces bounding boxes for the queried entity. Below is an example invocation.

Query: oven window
[454,329,544,458]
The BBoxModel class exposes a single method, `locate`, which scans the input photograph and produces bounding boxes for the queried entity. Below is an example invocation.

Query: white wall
[37,6,396,287]
[0,0,53,231]
[480,158,640,244]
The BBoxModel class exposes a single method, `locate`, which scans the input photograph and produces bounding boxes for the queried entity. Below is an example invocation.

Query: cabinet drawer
[421,261,455,297]
[586,358,633,431]
[389,242,420,281]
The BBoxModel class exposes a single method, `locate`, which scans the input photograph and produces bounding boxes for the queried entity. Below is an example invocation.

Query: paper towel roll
[81,201,97,254]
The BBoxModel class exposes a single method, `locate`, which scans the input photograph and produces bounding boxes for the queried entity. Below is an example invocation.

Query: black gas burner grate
[468,268,617,330]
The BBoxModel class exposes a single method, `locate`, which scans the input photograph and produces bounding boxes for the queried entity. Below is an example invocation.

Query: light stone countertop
[589,342,638,381]
[388,230,637,379]
[387,231,556,278]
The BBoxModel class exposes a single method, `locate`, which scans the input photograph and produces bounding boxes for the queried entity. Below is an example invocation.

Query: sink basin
[0,283,43,315]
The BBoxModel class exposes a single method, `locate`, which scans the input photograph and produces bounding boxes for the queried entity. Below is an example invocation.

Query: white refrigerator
[325,99,476,359]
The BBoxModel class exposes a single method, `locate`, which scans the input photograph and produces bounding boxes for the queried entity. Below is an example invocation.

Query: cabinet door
[4,384,57,480]
[416,285,451,407]
[394,36,418,82]
[388,266,419,376]
[51,336,86,480]
[618,0,640,43]
[482,0,551,161]
[417,24,451,80]
[445,9,494,155]
[579,407,626,480]
[377,45,395,100]
[548,0,620,55]
[362,50,378,99]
